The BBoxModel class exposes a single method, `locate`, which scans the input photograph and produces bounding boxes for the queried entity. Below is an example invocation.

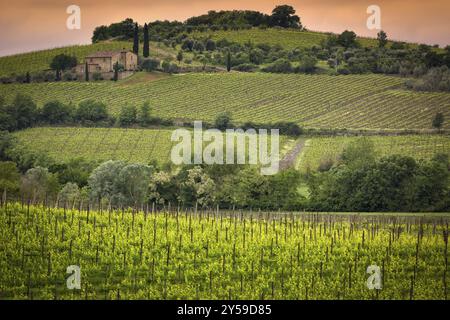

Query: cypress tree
[25,72,31,83]
[143,23,149,58]
[226,50,231,72]
[85,62,89,81]
[133,23,139,55]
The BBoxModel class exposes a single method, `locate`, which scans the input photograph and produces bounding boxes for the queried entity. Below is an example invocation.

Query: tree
[115,163,153,206]
[226,50,232,72]
[206,39,216,51]
[85,62,89,81]
[118,104,137,126]
[138,101,152,126]
[270,5,301,28]
[341,137,376,168]
[88,160,126,204]
[58,182,80,206]
[5,94,38,131]
[143,23,149,58]
[40,100,72,124]
[140,58,160,71]
[337,30,357,48]
[179,166,216,207]
[50,54,77,81]
[182,39,194,51]
[377,30,388,48]
[25,72,31,83]
[133,23,139,55]
[76,100,108,123]
[113,62,124,81]
[432,112,444,130]
[297,55,317,73]
[21,166,58,203]
[176,50,183,63]
[215,112,233,130]
[0,161,20,196]
[88,160,152,207]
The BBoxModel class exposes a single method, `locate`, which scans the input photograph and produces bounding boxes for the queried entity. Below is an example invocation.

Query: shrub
[40,101,72,124]
[118,105,137,126]
[232,63,258,72]
[318,157,334,172]
[76,100,108,123]
[215,112,233,130]
[262,58,293,73]
[140,58,160,71]
[92,72,102,81]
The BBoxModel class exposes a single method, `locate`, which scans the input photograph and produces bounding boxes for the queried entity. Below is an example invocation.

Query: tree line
[92,5,302,43]
[1,131,449,212]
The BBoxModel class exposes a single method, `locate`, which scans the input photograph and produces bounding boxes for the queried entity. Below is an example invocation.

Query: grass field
[13,127,294,165]
[1,203,448,299]
[193,28,383,50]
[2,72,448,130]
[296,135,450,172]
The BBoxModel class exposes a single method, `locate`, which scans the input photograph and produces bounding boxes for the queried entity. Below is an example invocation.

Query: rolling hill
[13,127,295,165]
[296,135,450,172]
[1,72,449,130]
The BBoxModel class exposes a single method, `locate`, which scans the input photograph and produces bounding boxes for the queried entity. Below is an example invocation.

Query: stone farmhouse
[75,50,138,80]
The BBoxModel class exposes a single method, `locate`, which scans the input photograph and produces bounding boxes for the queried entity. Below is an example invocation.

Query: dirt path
[279,139,306,170]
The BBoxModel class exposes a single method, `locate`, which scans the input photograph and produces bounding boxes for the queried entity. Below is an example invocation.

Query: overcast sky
[0,0,449,56]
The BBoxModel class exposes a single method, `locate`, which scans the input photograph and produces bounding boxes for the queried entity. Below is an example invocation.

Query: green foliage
[308,154,450,212]
[0,202,448,299]
[143,23,149,58]
[118,104,137,126]
[40,100,72,124]
[337,30,358,49]
[269,5,301,28]
[0,161,20,194]
[3,73,447,130]
[377,30,388,48]
[133,23,139,55]
[262,58,293,73]
[214,112,233,130]
[0,94,37,131]
[50,54,77,80]
[406,66,450,92]
[137,101,152,126]
[75,100,109,123]
[140,58,160,71]
[113,62,124,81]
[88,160,152,206]
[432,112,444,129]
[341,138,376,168]
[296,55,317,73]
[92,18,135,43]
[176,50,183,62]
[20,166,59,203]
[226,50,231,72]
[58,182,80,205]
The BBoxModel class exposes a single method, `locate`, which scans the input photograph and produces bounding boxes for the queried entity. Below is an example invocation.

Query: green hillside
[296,135,450,172]
[0,41,186,77]
[1,72,448,130]
[13,127,294,165]
[193,28,384,49]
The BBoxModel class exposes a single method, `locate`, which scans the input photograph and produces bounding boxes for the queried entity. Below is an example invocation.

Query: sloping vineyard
[2,73,445,131]
[0,41,183,77]
[13,127,293,165]
[193,28,381,50]
[296,135,450,172]
[0,203,448,299]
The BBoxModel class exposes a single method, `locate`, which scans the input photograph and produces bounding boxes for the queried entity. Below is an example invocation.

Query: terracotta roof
[85,50,131,58]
